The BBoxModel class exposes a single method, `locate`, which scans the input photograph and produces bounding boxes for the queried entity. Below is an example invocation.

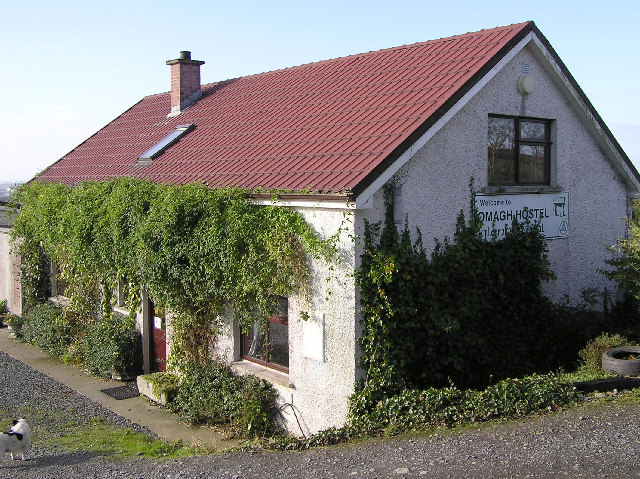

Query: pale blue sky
[1,0,639,182]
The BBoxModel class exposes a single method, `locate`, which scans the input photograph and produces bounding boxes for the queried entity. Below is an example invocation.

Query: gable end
[353,23,535,205]
[353,21,640,206]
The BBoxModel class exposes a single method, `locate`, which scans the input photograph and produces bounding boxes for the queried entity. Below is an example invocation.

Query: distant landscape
[0,182,22,202]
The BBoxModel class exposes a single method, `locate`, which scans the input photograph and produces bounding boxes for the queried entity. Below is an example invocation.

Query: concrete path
[0,327,236,450]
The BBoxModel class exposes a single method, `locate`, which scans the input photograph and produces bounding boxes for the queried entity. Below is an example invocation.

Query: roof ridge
[205,21,532,85]
[145,22,532,100]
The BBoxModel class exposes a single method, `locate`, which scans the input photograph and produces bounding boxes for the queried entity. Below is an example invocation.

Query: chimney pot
[166,51,205,117]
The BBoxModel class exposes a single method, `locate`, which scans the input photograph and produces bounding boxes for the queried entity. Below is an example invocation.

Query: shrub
[544,297,614,369]
[14,239,51,311]
[4,313,23,328]
[349,373,576,437]
[477,374,576,418]
[577,333,636,376]
[22,303,77,357]
[170,361,277,437]
[81,313,142,378]
[0,299,6,327]
[602,200,640,309]
[356,184,557,413]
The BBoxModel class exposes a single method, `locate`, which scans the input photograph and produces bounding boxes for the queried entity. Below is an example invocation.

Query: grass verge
[48,417,203,458]
[0,406,205,459]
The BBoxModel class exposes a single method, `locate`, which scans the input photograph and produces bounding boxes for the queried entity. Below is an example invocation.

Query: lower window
[242,297,289,372]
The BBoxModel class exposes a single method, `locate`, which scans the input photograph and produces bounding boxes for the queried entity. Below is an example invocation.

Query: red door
[150,303,167,372]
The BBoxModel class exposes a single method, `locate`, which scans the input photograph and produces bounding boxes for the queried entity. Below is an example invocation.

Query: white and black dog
[1,419,31,460]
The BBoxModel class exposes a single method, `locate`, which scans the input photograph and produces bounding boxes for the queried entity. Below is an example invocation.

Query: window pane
[519,144,547,183]
[246,320,266,362]
[138,124,194,161]
[520,121,547,141]
[488,117,515,182]
[268,320,289,368]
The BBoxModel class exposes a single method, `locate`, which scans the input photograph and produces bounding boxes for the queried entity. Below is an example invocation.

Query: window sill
[231,360,294,389]
[481,186,563,194]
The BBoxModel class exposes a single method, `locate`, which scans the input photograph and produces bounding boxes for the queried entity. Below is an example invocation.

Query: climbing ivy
[14,237,50,310]
[352,183,557,414]
[11,178,336,366]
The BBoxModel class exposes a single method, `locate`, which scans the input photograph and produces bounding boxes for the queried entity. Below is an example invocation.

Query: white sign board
[302,313,325,362]
[475,192,569,240]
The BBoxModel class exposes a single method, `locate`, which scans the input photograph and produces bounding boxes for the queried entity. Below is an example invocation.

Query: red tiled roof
[38,22,533,194]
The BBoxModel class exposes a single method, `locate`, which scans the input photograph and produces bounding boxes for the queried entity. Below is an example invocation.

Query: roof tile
[37,22,531,193]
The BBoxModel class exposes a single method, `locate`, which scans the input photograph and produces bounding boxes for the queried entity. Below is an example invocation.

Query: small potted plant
[5,313,23,338]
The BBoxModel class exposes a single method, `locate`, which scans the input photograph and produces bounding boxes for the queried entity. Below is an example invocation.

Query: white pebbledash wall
[214,42,634,436]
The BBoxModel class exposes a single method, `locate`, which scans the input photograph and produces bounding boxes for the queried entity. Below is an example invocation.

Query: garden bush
[81,313,142,378]
[356,184,558,415]
[144,372,180,400]
[271,372,577,450]
[170,361,277,437]
[602,200,640,308]
[22,302,78,358]
[476,373,576,418]
[543,294,621,370]
[0,299,6,327]
[14,239,50,311]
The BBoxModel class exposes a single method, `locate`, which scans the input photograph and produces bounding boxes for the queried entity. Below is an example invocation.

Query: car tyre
[602,346,640,377]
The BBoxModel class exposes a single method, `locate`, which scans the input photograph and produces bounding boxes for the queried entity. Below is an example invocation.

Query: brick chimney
[166,51,205,116]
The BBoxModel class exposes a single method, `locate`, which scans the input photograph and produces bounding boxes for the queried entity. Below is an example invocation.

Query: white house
[3,21,638,435]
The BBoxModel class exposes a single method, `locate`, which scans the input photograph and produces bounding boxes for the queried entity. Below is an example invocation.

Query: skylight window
[136,124,195,166]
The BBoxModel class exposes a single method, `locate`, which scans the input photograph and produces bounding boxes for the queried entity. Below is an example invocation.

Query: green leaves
[355,182,558,414]
[169,361,277,437]
[12,179,334,362]
[603,199,640,308]
[82,313,143,377]
[349,373,576,435]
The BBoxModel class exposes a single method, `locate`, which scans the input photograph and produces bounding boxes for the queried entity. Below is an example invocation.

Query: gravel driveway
[2,349,640,478]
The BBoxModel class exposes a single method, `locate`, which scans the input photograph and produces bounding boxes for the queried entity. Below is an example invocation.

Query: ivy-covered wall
[355,187,558,405]
[10,178,361,436]
[214,204,359,436]
[11,179,336,362]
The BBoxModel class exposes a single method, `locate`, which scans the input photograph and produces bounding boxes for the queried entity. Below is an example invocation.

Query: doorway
[149,299,167,372]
